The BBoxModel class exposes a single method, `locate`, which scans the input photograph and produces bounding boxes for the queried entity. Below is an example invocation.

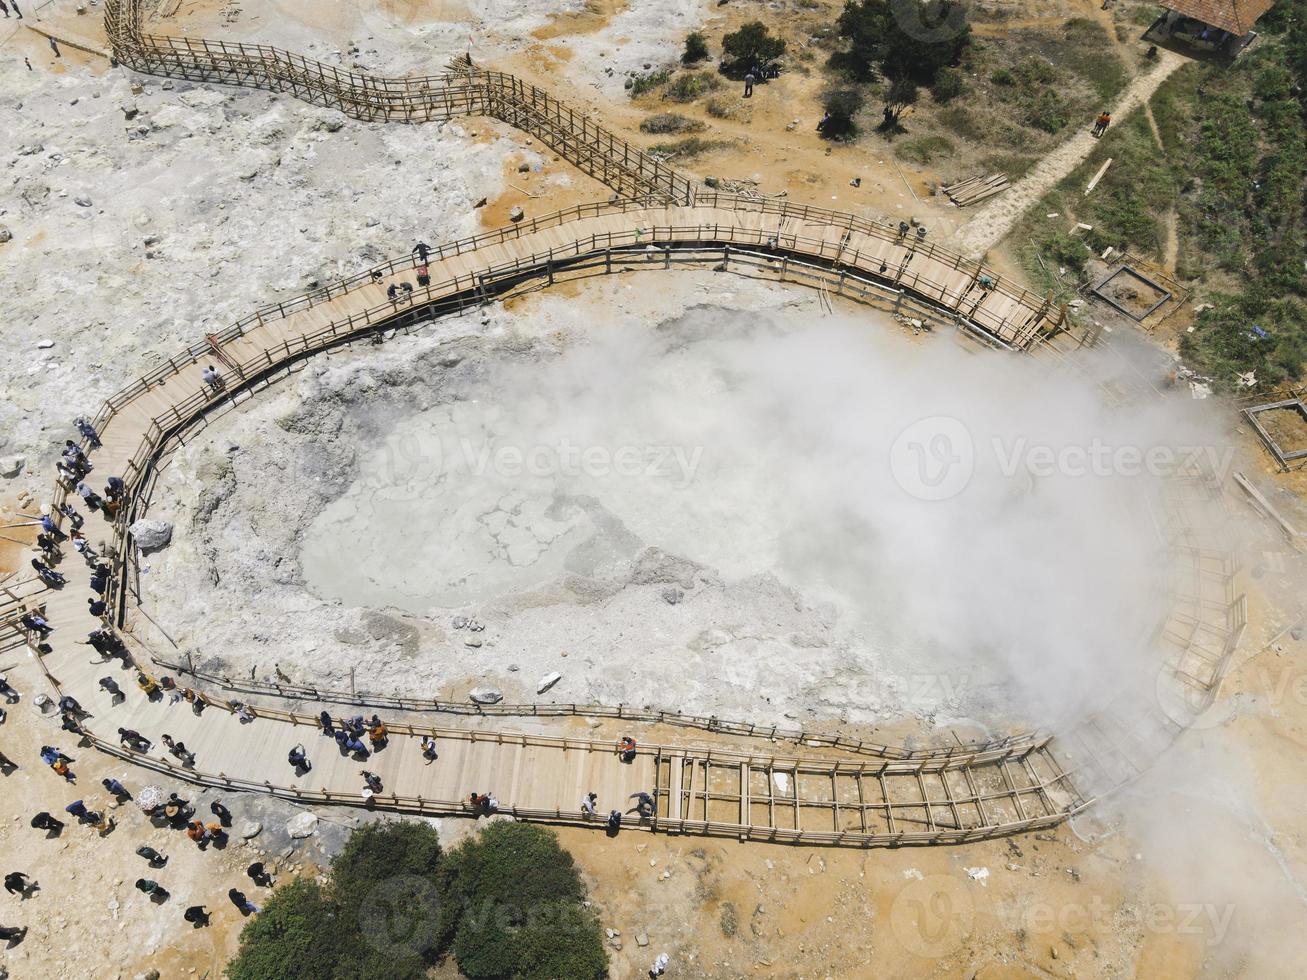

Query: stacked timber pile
[942,172,1010,207]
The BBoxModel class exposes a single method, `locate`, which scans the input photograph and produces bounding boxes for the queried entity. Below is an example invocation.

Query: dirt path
[952,49,1186,259]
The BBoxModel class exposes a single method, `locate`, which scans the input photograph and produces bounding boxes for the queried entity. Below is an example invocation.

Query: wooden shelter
[1146,0,1275,57]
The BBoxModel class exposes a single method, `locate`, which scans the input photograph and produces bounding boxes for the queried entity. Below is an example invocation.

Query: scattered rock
[129,518,173,551]
[286,812,319,838]
[122,104,139,120]
[508,205,524,222]
[661,587,683,605]
[452,616,469,629]
[0,225,11,244]
[537,672,561,694]
[0,456,25,479]
[74,196,93,208]
[469,687,503,705]
[237,820,263,839]
[517,161,531,173]
[636,931,649,947]
[473,196,488,208]
[464,639,483,648]
[1292,625,1304,641]
[17,144,43,156]
[36,338,55,349]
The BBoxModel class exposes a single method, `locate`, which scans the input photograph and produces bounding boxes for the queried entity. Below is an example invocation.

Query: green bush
[228,820,606,980]
[629,68,671,97]
[640,112,707,134]
[228,879,425,980]
[705,95,748,119]
[438,823,606,980]
[990,67,1015,86]
[682,31,709,65]
[332,821,442,898]
[664,71,722,103]
[932,66,964,104]
[648,136,729,159]
[898,134,956,164]
[820,88,866,139]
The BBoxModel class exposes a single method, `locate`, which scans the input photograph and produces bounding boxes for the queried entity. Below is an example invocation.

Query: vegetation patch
[640,112,707,135]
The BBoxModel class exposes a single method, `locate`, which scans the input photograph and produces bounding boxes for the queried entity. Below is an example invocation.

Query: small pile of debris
[942,173,1010,207]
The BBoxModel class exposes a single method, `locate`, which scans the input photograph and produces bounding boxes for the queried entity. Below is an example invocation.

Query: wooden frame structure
[0,0,1244,849]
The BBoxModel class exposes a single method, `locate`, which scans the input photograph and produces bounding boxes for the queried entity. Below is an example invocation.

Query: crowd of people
[0,415,666,957]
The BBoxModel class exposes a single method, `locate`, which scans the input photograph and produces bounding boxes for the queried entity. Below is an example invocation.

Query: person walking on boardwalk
[39,512,65,540]
[367,716,388,749]
[0,2,10,18]
[1092,110,1111,137]
[30,559,65,587]
[629,791,655,818]
[617,735,637,762]
[20,612,52,639]
[580,792,598,818]
[319,710,334,736]
[10,0,21,19]
[361,770,383,794]
[74,417,99,447]
[118,727,151,751]
[420,735,437,763]
[74,480,101,510]
[201,365,225,393]
[288,744,310,773]
[161,735,195,767]
[413,241,431,263]
[3,872,33,897]
[60,502,84,530]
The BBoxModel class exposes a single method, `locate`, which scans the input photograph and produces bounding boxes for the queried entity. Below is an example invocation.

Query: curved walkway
[0,1,1246,849]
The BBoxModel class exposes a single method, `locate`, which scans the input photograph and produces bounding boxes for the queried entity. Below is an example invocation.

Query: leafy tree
[820,88,866,139]
[226,879,424,980]
[437,823,607,980]
[683,31,709,64]
[836,0,971,85]
[332,820,442,898]
[720,21,786,74]
[880,77,920,130]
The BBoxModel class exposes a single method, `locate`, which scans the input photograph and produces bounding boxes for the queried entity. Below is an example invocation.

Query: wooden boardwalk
[0,0,1245,847]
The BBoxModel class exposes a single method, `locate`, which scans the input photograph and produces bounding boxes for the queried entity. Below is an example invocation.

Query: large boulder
[0,456,24,479]
[129,518,173,551]
[469,686,503,705]
[286,812,318,838]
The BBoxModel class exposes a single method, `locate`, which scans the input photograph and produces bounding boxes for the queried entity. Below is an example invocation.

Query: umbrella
[136,784,167,812]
